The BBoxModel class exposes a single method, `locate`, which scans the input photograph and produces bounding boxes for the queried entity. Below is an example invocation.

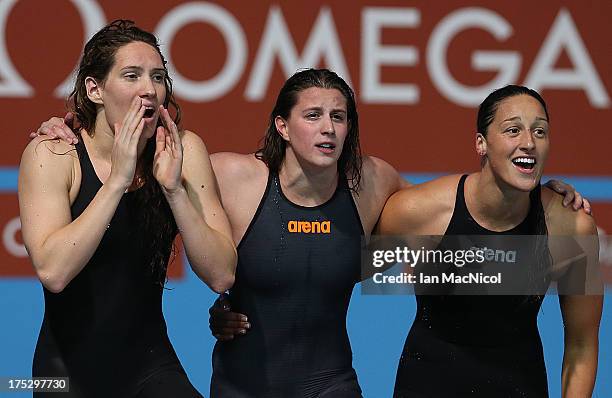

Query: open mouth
[315,143,336,150]
[143,107,155,118]
[512,157,536,170]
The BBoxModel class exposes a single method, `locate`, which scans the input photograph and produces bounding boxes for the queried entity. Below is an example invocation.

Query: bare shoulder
[362,155,397,176]
[210,151,267,183]
[359,155,403,193]
[379,174,461,235]
[22,136,77,163]
[543,187,597,235]
[180,129,209,154]
[19,136,78,202]
[391,174,460,209]
[20,137,77,181]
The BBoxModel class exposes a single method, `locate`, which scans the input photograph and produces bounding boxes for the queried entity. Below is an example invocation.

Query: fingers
[155,126,166,156]
[117,97,144,143]
[113,123,121,143]
[208,293,250,340]
[209,311,250,333]
[572,191,583,211]
[159,106,181,156]
[64,112,75,129]
[583,198,592,215]
[53,125,78,145]
[37,125,58,139]
[128,119,145,151]
[211,311,249,324]
[120,103,145,150]
[31,122,74,144]
[562,190,575,207]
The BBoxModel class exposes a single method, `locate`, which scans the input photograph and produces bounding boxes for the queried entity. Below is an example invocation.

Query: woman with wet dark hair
[378,85,602,397]
[206,68,405,397]
[19,20,236,397]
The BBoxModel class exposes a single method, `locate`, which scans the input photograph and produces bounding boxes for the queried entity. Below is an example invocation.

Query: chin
[315,156,340,169]
[504,173,542,192]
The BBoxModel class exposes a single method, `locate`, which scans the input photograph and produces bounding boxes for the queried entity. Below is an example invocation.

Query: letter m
[245,6,351,100]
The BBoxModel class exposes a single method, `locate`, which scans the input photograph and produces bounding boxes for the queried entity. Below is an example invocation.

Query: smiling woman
[475,85,550,188]
[18,20,236,397]
[377,85,602,397]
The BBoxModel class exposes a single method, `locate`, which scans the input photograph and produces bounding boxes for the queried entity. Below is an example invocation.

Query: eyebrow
[501,116,548,123]
[302,107,346,113]
[120,66,166,74]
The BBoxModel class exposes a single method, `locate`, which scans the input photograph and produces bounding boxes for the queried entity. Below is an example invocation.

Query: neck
[278,148,339,206]
[467,169,532,231]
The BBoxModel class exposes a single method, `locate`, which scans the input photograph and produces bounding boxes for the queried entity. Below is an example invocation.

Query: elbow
[35,265,69,294]
[210,249,237,293]
[210,272,235,294]
[39,272,68,293]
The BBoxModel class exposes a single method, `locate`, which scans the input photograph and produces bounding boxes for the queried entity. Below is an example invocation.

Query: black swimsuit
[32,140,202,397]
[394,175,551,397]
[211,171,364,398]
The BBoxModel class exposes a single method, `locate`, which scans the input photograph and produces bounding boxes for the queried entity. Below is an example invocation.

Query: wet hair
[478,85,552,301]
[476,85,549,137]
[67,20,180,285]
[256,68,363,191]
[68,19,180,132]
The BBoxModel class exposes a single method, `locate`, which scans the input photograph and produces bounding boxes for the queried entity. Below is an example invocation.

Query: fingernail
[239,329,246,335]
[245,323,250,329]
[241,316,248,322]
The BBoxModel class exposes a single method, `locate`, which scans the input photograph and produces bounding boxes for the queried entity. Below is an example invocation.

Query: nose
[140,77,156,98]
[322,114,335,135]
[519,131,535,151]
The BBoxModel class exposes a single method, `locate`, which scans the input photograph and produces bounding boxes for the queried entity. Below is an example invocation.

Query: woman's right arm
[19,99,146,293]
[18,139,125,293]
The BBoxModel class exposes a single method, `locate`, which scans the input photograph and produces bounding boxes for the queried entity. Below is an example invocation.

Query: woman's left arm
[559,294,602,397]
[154,107,237,293]
[558,213,603,398]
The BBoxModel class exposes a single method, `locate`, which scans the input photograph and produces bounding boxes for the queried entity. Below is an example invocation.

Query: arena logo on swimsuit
[287,221,331,234]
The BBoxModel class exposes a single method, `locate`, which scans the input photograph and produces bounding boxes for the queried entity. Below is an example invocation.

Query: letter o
[0,0,33,96]
[3,217,27,257]
[156,2,247,101]
[54,0,107,97]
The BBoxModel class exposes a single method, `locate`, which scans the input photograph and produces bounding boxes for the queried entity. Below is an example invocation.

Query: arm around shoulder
[376,175,458,236]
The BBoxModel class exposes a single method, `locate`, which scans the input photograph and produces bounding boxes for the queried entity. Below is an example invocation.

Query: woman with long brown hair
[19,20,236,397]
